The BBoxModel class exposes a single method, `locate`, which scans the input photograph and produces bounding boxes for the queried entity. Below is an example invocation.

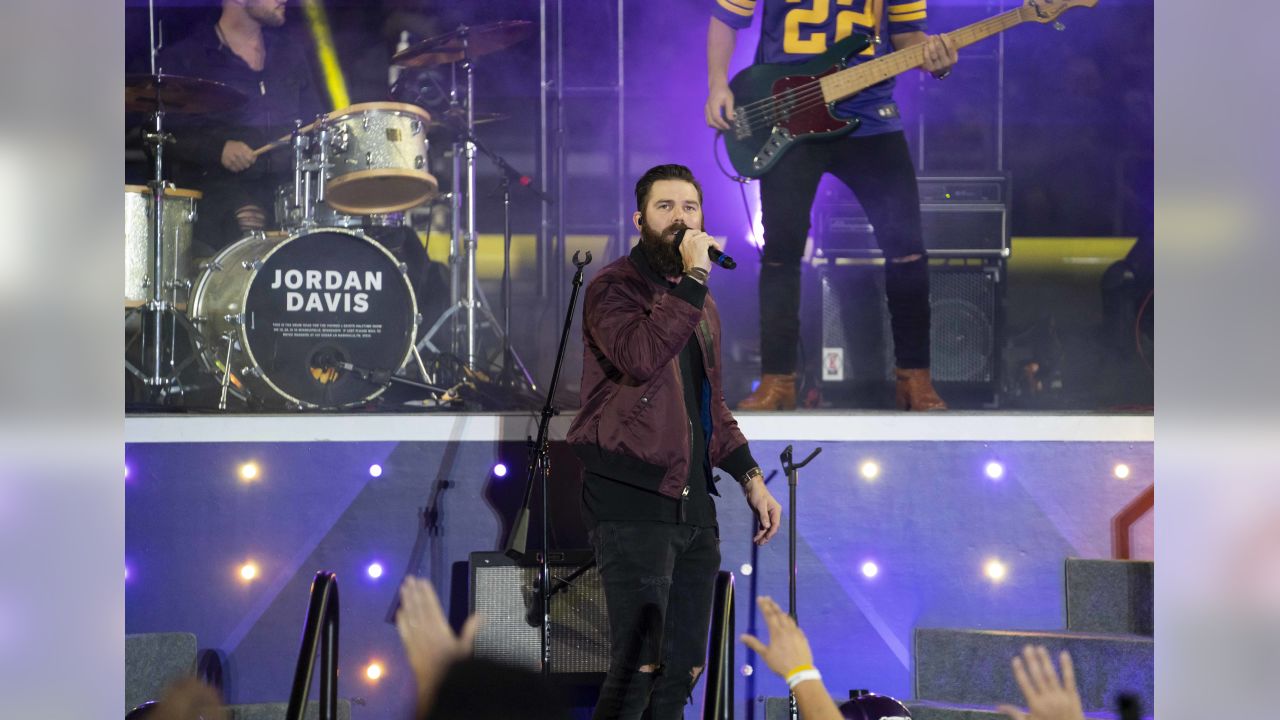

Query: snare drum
[124,185,201,307]
[323,102,439,215]
[190,227,420,409]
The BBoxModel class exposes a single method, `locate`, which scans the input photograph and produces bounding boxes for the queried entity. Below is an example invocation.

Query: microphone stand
[503,250,593,677]
[465,133,552,392]
[780,444,822,720]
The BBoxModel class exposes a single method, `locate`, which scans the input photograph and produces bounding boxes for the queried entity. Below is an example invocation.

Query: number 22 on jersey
[784,0,880,56]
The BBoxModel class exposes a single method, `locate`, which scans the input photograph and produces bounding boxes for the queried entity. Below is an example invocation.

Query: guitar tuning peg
[1053,21,1065,31]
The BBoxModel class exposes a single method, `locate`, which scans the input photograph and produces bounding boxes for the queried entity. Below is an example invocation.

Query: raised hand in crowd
[997,645,1086,720]
[740,596,842,720]
[395,576,483,717]
[146,677,226,720]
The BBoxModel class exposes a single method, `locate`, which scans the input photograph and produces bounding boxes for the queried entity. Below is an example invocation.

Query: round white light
[984,559,1007,582]
[985,461,1005,480]
[739,563,753,577]
[859,461,880,481]
[493,463,509,478]
[239,462,259,481]
[741,664,754,677]
[367,562,384,579]
[861,561,879,578]
[1113,463,1131,479]
[365,662,383,681]
[239,562,259,582]
[368,464,383,478]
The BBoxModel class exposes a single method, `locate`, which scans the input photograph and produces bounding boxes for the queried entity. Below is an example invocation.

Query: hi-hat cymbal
[392,20,533,68]
[126,74,247,114]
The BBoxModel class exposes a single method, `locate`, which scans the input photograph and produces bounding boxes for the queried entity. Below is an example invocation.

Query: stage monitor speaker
[470,550,609,678]
[818,259,1003,392]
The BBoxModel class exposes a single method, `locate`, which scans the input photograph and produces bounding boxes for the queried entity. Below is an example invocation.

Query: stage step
[125,632,197,713]
[1065,558,1153,636]
[225,701,352,720]
[913,628,1152,713]
[906,699,1137,720]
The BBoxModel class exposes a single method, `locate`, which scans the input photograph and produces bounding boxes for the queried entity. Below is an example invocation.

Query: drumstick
[251,114,331,157]
[251,136,290,157]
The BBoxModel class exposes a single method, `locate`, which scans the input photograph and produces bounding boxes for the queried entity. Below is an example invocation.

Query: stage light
[984,558,1007,583]
[239,462,259,482]
[125,464,130,480]
[125,565,130,581]
[1113,463,1131,479]
[859,460,880,481]
[741,664,754,677]
[861,561,879,578]
[367,562,384,579]
[740,563,753,576]
[493,463,508,478]
[985,461,1005,480]
[368,464,383,478]
[365,662,384,681]
[239,562,259,582]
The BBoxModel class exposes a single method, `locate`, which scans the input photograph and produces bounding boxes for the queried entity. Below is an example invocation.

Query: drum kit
[125,13,540,411]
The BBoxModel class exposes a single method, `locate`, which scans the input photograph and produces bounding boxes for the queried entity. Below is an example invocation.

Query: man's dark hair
[634,164,703,212]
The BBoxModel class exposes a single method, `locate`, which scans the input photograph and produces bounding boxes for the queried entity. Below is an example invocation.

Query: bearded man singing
[567,164,783,719]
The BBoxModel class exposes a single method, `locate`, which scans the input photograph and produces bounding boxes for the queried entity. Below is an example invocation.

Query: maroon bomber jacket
[566,244,757,500]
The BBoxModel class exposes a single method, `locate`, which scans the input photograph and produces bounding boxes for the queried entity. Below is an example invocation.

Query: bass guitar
[722,0,1096,178]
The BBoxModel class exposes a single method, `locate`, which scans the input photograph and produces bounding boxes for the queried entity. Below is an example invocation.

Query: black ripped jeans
[758,130,932,373]
[589,521,721,720]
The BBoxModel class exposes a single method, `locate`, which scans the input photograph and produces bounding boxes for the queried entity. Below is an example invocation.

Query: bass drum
[191,228,419,409]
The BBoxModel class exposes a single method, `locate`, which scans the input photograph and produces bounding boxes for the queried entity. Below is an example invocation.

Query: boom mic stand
[503,250,592,677]
[780,444,822,720]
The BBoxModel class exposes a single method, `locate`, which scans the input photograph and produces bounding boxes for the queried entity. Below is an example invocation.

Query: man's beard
[248,5,286,27]
[638,219,686,278]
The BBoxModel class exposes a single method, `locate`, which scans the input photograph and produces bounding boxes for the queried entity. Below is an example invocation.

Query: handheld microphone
[673,227,737,270]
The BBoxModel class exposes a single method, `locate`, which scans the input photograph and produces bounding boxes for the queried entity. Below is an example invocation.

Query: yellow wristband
[783,664,816,682]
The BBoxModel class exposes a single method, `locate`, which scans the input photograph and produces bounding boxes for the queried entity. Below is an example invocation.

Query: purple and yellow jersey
[712,0,928,135]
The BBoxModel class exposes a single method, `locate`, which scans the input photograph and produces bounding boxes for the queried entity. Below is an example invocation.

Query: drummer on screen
[162,0,322,253]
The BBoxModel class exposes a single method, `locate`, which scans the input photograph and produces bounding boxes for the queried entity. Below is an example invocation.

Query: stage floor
[125,411,1153,443]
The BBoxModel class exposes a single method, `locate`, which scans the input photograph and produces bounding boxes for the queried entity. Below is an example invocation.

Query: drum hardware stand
[416,118,546,395]
[503,250,592,677]
[127,1,185,400]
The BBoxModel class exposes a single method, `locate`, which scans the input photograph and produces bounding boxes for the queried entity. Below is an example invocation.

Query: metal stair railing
[285,571,340,720]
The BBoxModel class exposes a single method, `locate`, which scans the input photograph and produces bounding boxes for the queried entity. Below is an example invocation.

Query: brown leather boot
[895,368,947,411]
[737,373,797,411]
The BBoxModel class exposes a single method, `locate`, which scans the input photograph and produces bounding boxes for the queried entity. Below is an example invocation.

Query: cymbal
[126,74,247,114]
[427,110,509,132]
[392,20,533,68]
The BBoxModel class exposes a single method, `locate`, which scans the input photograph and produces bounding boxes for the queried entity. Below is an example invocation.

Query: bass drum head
[242,228,417,408]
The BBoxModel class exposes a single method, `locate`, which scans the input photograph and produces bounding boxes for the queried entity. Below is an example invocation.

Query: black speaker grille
[819,261,1001,385]
[470,552,610,675]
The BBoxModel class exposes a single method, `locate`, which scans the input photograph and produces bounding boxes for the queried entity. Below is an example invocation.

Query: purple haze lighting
[368,464,383,478]
[493,463,508,478]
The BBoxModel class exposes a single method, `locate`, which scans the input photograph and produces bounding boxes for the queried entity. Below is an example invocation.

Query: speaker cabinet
[817,259,1004,403]
[470,551,609,679]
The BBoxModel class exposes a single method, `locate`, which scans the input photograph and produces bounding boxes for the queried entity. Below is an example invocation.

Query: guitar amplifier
[817,258,1003,398]
[470,550,609,679]
[815,175,1009,258]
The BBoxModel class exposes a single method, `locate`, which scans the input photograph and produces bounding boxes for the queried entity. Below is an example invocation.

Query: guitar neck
[821,8,1024,103]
